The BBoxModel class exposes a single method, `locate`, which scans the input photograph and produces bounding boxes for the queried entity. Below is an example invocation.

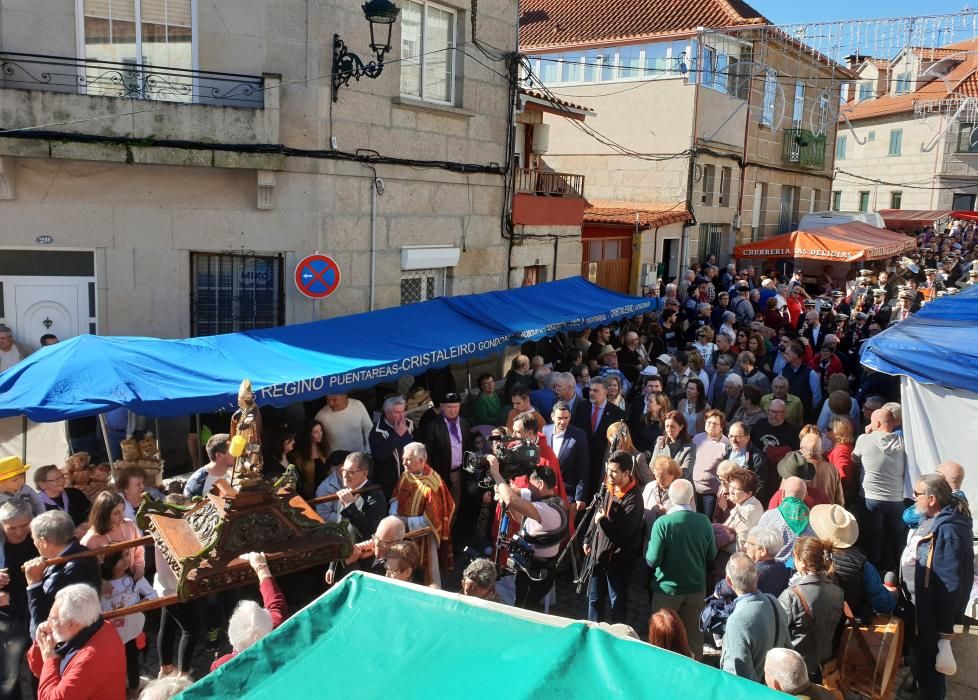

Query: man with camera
[487,456,568,612]
[582,450,644,624]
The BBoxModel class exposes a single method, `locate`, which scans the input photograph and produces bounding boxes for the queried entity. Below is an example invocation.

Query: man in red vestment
[389,442,455,586]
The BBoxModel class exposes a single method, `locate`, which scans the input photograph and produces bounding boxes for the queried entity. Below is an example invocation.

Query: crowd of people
[0,221,977,700]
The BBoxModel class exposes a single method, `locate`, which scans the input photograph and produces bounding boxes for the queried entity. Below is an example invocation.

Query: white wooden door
[0,276,89,351]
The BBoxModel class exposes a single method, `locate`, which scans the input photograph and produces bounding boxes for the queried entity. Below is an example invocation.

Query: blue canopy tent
[0,277,651,422]
[861,284,978,518]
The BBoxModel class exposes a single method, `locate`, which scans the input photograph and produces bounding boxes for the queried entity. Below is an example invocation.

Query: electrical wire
[834,168,978,190]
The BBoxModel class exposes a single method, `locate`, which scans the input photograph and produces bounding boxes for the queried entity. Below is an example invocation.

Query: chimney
[844,53,869,69]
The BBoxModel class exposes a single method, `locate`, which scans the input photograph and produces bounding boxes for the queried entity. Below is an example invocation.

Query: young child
[0,456,44,516]
[101,550,158,696]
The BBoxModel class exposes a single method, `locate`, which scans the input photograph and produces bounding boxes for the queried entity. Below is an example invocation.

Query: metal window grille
[191,252,283,336]
[701,224,723,262]
[400,269,445,305]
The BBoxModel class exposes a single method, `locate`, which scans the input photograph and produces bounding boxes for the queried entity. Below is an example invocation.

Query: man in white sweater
[851,408,905,573]
[314,394,373,455]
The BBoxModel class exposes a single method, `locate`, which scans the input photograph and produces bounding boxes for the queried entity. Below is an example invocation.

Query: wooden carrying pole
[103,594,180,620]
[98,528,434,619]
[35,535,155,568]
[305,484,383,506]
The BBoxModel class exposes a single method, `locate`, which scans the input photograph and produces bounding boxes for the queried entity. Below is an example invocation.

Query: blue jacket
[914,505,975,636]
[27,540,100,637]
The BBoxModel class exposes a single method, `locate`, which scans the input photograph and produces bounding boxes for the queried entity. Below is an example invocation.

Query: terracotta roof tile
[843,44,978,122]
[583,201,692,227]
[518,87,593,114]
[520,0,767,50]
[911,46,967,61]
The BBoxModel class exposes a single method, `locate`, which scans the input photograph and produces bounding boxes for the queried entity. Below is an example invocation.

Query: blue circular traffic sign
[295,254,341,299]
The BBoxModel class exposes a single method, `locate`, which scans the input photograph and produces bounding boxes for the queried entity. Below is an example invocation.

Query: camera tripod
[553,481,609,594]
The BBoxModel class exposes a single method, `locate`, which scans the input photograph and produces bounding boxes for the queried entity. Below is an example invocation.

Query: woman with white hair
[210,552,288,672]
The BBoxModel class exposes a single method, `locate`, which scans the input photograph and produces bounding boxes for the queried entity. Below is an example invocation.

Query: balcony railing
[515,167,585,198]
[783,127,826,168]
[0,52,264,108]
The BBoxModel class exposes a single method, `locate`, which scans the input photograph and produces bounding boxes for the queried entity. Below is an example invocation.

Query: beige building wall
[0,0,519,340]
[533,78,696,203]
[734,35,842,246]
[832,114,945,212]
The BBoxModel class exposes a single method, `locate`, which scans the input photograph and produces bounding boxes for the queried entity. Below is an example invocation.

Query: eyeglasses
[728,433,747,439]
[340,468,365,475]
[913,490,929,498]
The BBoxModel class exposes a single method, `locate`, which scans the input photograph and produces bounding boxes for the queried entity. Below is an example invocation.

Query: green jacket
[646,508,717,595]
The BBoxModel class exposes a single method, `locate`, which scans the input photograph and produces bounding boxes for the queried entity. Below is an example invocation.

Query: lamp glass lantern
[363,0,400,59]
[332,0,402,101]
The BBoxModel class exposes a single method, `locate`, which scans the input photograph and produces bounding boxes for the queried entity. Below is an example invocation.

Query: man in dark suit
[571,377,626,500]
[23,510,100,637]
[334,452,387,541]
[416,392,474,535]
[866,288,892,328]
[542,401,590,519]
[801,310,827,352]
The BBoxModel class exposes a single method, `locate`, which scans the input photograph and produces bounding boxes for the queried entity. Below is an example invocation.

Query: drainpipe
[369,176,384,311]
[683,31,703,269]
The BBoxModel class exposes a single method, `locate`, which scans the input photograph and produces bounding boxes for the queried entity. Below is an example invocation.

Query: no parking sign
[294,254,341,299]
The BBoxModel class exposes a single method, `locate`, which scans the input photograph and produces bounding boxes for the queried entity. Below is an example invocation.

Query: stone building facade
[0,0,517,349]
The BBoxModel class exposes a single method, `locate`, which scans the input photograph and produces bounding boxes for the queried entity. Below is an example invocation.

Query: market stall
[861,284,978,524]
[733,221,916,290]
[0,277,652,466]
[877,209,953,232]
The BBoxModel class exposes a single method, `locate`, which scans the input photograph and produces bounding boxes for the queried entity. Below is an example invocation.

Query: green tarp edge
[178,572,788,699]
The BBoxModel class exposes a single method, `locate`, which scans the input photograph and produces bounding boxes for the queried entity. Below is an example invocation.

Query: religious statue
[229,378,264,487]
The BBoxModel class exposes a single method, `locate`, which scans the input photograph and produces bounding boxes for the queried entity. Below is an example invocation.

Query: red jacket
[28,620,126,700]
[767,486,830,510]
[211,577,288,672]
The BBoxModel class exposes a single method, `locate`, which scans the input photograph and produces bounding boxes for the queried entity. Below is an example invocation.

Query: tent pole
[98,414,114,473]
[21,415,27,464]
[195,414,203,468]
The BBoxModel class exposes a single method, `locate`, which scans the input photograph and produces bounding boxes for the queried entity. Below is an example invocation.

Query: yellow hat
[0,455,30,482]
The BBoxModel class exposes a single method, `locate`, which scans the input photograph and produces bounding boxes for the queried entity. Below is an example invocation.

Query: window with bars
[190,253,283,336]
[400,269,446,305]
[700,224,723,262]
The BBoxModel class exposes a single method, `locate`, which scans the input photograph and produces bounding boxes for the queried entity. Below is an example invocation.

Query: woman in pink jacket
[81,490,145,582]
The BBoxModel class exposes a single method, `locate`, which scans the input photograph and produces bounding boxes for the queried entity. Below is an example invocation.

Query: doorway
[581,232,633,293]
[662,238,679,284]
[0,250,96,350]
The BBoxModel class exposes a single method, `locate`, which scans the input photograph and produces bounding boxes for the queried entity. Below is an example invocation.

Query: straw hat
[810,504,859,548]
[0,456,30,482]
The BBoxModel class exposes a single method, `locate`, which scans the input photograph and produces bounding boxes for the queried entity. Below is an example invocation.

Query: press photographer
[487,455,568,612]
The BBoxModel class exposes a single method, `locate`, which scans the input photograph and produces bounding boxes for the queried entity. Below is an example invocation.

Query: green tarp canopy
[179,572,787,699]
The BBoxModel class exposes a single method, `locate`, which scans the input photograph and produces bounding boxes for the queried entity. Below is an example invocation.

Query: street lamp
[332,0,401,102]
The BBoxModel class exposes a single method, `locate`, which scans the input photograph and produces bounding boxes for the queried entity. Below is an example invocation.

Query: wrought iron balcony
[0,52,264,108]
[515,167,585,198]
[783,127,826,168]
